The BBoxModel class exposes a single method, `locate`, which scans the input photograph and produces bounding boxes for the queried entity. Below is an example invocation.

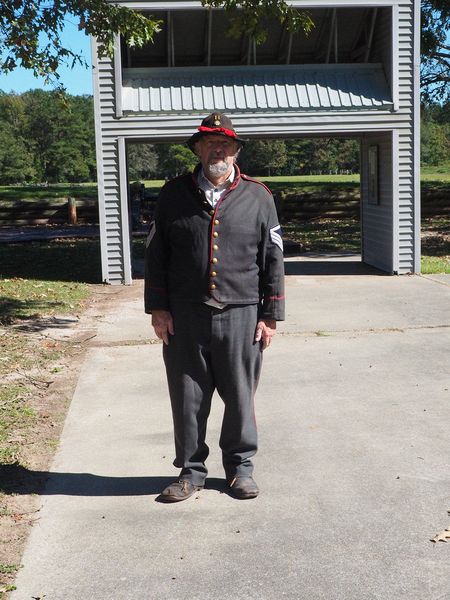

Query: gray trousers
[163,302,263,486]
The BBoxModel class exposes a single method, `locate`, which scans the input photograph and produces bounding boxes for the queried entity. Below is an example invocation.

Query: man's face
[195,135,240,180]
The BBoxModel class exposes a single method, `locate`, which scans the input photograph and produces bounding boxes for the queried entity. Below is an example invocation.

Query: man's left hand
[254,319,276,350]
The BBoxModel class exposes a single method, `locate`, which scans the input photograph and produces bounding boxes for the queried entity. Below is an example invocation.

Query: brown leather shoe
[159,480,203,503]
[228,476,259,499]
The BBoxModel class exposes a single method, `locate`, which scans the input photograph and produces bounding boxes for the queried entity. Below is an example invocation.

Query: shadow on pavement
[284,258,388,276]
[0,464,227,497]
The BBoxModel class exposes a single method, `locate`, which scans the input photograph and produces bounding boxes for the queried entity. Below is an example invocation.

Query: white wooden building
[92,0,420,284]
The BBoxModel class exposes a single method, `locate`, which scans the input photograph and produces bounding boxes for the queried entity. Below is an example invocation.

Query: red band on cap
[198,126,237,138]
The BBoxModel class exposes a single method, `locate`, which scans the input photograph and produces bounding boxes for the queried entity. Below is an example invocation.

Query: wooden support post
[206,8,212,66]
[68,197,77,225]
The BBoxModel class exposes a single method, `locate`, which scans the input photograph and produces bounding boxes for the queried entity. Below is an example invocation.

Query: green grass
[260,174,360,191]
[0,565,19,575]
[283,218,361,253]
[0,334,75,464]
[420,163,450,182]
[0,276,90,465]
[141,180,166,194]
[0,278,90,325]
[0,240,94,466]
[421,256,450,274]
[0,183,97,205]
[0,239,102,284]
[0,564,19,599]
[0,383,35,463]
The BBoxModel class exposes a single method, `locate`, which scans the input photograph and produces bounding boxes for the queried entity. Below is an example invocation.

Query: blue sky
[0,19,93,96]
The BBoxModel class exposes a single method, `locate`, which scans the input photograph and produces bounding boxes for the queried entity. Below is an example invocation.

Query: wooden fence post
[68,197,77,224]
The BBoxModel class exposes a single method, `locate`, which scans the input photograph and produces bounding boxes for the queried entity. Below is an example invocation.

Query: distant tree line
[420,101,450,166]
[0,90,448,185]
[0,90,96,184]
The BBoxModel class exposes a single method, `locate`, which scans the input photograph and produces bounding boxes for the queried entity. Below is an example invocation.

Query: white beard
[206,161,230,177]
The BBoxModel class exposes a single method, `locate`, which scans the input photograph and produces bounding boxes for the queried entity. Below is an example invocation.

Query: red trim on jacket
[205,165,242,301]
[240,173,272,195]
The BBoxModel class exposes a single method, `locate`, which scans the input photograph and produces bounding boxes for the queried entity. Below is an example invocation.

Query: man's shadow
[0,464,229,501]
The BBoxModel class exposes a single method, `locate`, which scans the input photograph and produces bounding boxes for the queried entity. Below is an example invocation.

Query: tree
[0,91,36,182]
[240,140,288,176]
[421,101,450,165]
[17,90,96,182]
[0,0,161,88]
[156,144,198,178]
[204,0,313,45]
[421,0,450,102]
[128,143,159,181]
[0,1,312,88]
[0,120,35,183]
[283,138,359,175]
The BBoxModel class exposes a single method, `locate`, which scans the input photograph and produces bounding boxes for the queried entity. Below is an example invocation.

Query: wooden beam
[325,9,336,64]
[166,11,171,67]
[364,8,378,62]
[286,32,293,65]
[277,24,287,62]
[170,14,175,66]
[334,9,338,62]
[206,8,212,66]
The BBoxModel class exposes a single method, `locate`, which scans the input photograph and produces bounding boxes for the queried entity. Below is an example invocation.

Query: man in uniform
[145,113,285,502]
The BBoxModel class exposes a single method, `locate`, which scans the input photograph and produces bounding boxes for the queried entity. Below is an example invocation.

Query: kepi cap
[187,112,246,152]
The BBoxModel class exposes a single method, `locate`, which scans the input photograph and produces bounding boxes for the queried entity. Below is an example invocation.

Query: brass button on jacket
[210,283,217,290]
[213,231,219,238]
[214,219,220,225]
[213,244,219,251]
[211,271,217,277]
[212,257,218,264]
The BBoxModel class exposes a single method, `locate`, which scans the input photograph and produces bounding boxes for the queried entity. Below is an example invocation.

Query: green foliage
[0,89,448,184]
[239,138,359,176]
[0,121,35,183]
[421,102,450,166]
[421,121,450,165]
[0,0,161,89]
[421,0,450,102]
[240,140,288,175]
[128,143,158,181]
[203,0,314,45]
[156,144,198,178]
[0,91,95,184]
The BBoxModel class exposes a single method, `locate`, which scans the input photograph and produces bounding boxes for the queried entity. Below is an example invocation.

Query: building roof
[121,64,393,114]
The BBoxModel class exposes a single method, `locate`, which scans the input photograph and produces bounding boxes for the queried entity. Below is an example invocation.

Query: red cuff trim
[269,295,285,300]
[198,126,237,138]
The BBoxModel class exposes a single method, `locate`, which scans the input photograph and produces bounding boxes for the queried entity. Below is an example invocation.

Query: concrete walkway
[11,256,450,600]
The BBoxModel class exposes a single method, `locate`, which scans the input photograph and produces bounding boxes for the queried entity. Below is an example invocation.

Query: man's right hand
[151,310,174,345]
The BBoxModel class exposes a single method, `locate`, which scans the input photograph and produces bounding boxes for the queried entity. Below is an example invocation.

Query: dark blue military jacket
[144,165,285,321]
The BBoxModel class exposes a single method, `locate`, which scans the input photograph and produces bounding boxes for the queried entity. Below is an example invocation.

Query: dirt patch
[0,283,140,597]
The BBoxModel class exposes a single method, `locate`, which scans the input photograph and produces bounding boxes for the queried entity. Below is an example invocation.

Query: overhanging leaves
[0,0,161,87]
[202,0,314,44]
